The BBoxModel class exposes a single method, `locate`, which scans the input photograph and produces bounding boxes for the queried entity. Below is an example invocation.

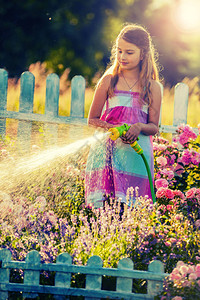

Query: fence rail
[0,68,198,151]
[0,249,168,299]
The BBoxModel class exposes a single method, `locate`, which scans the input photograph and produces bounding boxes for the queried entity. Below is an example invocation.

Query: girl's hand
[120,123,142,144]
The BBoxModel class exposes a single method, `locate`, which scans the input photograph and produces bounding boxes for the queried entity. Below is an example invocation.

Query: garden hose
[108,124,156,204]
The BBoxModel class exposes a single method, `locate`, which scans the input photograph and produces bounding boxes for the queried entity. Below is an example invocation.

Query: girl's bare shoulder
[150,80,162,94]
[150,80,162,106]
[97,73,112,90]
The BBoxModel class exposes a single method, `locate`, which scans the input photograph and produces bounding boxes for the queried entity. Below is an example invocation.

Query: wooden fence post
[17,71,35,152]
[54,252,72,300]
[70,75,85,118]
[44,73,60,146]
[69,75,86,141]
[116,257,134,293]
[23,250,40,299]
[147,260,165,297]
[0,249,12,300]
[159,82,192,135]
[173,82,189,127]
[85,255,103,300]
[0,69,8,137]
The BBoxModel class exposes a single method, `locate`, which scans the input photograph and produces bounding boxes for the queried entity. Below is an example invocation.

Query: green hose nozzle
[108,123,156,204]
[108,123,131,140]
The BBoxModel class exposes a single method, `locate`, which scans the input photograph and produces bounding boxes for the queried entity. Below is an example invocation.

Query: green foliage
[0,0,118,82]
[1,0,199,84]
[0,124,200,298]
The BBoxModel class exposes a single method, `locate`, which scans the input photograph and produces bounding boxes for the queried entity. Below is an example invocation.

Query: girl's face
[117,38,142,71]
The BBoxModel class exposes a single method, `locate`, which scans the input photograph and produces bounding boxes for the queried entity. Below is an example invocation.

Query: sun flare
[174,0,200,32]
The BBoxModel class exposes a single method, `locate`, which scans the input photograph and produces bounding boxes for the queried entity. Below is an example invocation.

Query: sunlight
[174,0,200,32]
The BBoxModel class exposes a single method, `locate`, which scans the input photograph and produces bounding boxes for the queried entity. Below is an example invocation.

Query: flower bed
[0,124,200,299]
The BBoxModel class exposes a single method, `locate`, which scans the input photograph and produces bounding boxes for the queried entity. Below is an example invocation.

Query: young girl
[85,23,162,208]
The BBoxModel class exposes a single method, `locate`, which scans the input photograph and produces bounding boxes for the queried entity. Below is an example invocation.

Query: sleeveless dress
[85,89,154,208]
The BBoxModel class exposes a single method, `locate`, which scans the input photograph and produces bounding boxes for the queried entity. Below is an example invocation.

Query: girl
[85,23,162,208]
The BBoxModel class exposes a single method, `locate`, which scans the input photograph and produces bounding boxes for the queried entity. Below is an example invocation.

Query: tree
[0,0,199,84]
[0,0,118,82]
[0,1,54,76]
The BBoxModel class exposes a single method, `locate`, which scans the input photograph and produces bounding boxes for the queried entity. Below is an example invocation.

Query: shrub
[0,124,199,295]
[158,261,200,299]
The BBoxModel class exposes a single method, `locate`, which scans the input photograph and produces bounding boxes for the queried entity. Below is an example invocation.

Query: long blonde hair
[106,23,159,104]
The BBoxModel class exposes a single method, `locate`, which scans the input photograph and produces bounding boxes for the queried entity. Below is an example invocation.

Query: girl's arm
[123,80,162,143]
[88,74,114,130]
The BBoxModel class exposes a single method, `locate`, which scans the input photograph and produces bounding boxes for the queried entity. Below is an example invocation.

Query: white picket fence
[0,249,168,299]
[0,68,198,152]
[0,69,197,299]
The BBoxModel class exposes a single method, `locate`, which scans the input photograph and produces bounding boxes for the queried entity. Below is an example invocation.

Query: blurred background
[1,0,200,130]
[1,0,200,85]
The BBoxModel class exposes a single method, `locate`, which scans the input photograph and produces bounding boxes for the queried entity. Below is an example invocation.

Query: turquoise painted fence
[0,68,87,151]
[0,68,198,152]
[0,249,168,299]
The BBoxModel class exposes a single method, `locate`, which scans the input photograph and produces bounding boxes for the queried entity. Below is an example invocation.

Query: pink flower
[195,189,200,201]
[191,151,200,166]
[172,142,179,148]
[156,187,166,198]
[175,214,182,220]
[196,264,200,272]
[158,144,167,151]
[156,172,161,179]
[176,261,185,267]
[166,169,174,180]
[165,188,174,199]
[198,279,200,287]
[179,135,189,146]
[170,238,177,244]
[187,265,195,273]
[167,205,173,211]
[165,241,171,247]
[175,124,197,147]
[166,154,176,165]
[189,273,197,281]
[179,265,189,276]
[196,271,200,278]
[174,163,184,175]
[156,187,174,199]
[196,256,200,261]
[170,272,182,281]
[156,156,167,167]
[155,178,169,189]
[173,190,185,199]
[160,168,174,180]
[186,188,197,199]
[153,142,159,151]
[181,149,193,165]
[172,297,183,300]
[195,220,200,228]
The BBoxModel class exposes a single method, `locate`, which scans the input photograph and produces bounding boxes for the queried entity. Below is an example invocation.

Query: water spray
[0,131,108,194]
[108,123,156,204]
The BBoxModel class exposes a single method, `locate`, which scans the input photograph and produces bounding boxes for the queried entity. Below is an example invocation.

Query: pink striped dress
[85,90,154,208]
